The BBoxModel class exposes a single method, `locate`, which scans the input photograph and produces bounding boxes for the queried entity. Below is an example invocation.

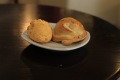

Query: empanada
[52,17,87,45]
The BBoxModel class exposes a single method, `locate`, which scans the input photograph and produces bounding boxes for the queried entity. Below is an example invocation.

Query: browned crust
[27,19,52,43]
[52,17,87,45]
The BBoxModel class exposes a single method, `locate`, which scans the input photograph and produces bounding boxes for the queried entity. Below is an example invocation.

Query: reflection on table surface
[21,45,88,68]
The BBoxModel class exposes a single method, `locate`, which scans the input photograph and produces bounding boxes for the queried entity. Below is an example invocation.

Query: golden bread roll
[27,19,52,43]
[52,17,87,45]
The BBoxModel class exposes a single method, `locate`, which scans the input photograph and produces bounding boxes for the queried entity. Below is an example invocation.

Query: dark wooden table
[0,4,120,80]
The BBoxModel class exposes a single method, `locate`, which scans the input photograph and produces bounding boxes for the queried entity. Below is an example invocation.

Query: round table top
[0,4,120,80]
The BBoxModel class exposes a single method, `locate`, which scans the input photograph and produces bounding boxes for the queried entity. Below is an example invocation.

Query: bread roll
[52,17,87,45]
[27,19,52,43]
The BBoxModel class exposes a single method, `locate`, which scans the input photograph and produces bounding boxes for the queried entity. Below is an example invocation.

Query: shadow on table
[20,45,88,80]
[21,45,88,68]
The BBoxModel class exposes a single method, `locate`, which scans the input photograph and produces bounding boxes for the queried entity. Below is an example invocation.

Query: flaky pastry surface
[52,17,87,45]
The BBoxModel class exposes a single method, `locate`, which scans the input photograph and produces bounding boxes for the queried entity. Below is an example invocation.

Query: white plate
[21,23,90,51]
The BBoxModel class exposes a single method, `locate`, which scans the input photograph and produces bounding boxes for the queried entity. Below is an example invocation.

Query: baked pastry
[27,19,52,43]
[52,17,87,45]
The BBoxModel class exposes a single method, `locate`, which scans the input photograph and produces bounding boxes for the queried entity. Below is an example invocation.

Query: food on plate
[27,19,52,43]
[52,17,87,45]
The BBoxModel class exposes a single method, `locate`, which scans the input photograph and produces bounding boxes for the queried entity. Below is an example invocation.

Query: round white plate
[21,23,90,51]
